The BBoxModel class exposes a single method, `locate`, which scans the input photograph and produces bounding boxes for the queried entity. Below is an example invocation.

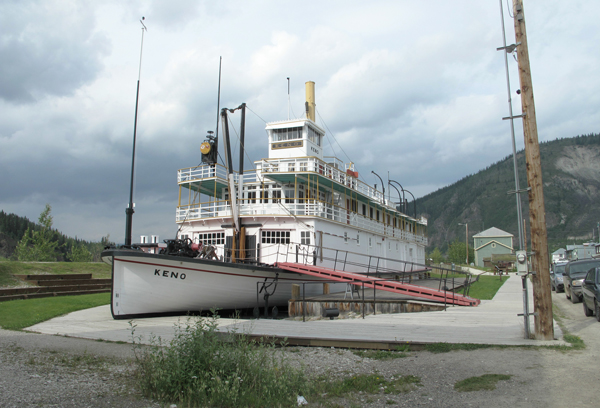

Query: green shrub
[131,312,309,407]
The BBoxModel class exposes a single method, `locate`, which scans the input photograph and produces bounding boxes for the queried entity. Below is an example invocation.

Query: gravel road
[1,290,597,408]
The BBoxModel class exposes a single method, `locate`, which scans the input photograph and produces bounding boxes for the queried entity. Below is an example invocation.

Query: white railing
[177,159,419,223]
[177,163,229,183]
[176,199,428,245]
[258,157,390,206]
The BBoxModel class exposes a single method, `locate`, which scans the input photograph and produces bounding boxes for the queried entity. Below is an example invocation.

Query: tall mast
[124,17,147,247]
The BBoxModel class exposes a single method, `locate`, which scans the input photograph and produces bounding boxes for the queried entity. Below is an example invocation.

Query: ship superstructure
[176,82,427,271]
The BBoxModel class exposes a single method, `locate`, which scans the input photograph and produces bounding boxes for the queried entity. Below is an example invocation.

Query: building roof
[473,227,513,238]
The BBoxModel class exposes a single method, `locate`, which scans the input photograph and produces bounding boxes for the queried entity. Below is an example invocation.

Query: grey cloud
[0,0,110,103]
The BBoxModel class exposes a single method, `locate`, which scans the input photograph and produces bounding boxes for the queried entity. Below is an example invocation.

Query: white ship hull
[102,249,325,319]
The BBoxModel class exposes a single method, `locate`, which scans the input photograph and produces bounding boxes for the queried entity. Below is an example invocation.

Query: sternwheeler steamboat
[102,82,431,319]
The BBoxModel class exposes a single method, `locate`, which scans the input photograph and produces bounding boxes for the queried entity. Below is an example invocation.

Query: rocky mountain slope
[414,133,600,254]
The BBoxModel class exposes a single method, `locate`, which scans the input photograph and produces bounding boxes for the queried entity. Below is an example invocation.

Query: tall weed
[130,312,308,407]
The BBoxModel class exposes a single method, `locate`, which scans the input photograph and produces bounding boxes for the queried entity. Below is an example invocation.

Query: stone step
[14,273,93,281]
[0,284,111,297]
[34,278,112,287]
[0,289,111,302]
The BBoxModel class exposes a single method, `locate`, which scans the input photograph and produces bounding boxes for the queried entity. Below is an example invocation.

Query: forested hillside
[414,133,600,254]
[0,209,112,261]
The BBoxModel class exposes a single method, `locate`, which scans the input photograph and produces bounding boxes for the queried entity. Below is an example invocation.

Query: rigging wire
[246,105,268,124]
[505,0,514,18]
[316,108,373,186]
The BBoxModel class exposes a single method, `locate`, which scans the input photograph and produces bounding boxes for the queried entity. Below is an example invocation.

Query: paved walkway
[26,275,564,348]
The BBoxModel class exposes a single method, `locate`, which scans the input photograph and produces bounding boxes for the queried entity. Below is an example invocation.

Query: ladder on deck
[276,262,480,307]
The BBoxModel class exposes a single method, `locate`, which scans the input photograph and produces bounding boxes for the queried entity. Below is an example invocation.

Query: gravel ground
[1,290,598,408]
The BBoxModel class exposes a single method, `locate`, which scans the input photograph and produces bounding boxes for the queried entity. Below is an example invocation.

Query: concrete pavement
[25,274,565,348]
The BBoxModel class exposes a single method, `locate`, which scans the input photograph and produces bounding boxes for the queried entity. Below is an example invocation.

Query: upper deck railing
[177,156,398,211]
[177,163,229,183]
[257,157,388,205]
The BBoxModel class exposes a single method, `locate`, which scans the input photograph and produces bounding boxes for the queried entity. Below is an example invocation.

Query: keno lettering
[154,269,186,280]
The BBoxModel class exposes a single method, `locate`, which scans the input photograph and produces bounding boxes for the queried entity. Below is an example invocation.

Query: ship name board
[272,140,303,149]
[155,269,186,280]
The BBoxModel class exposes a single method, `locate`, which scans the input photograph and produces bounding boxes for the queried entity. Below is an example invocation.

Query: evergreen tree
[14,204,60,261]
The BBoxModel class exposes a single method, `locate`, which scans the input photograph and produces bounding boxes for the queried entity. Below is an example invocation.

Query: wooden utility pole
[512,0,553,340]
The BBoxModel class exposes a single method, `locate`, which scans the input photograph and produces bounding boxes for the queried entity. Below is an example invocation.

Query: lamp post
[389,179,405,213]
[458,223,468,265]
[371,171,385,204]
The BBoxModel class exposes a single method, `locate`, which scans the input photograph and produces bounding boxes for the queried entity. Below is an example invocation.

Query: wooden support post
[323,283,330,295]
[513,0,553,340]
[291,284,300,300]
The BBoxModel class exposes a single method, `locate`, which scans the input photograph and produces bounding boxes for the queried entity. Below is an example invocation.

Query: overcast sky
[1,0,598,243]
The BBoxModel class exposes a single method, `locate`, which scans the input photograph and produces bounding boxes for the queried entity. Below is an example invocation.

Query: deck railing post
[333,250,338,271]
[296,245,299,263]
[256,281,260,320]
[367,256,371,275]
[373,280,376,315]
[444,276,448,311]
[343,251,348,271]
[452,276,455,307]
[362,282,365,319]
[302,282,306,323]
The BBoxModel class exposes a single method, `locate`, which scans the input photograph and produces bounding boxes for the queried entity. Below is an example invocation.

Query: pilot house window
[272,127,302,142]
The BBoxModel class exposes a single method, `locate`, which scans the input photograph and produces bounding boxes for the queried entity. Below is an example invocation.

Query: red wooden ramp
[276,262,480,307]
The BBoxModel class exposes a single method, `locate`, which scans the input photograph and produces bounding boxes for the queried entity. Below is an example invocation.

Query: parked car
[582,267,600,321]
[564,259,600,303]
[551,262,567,293]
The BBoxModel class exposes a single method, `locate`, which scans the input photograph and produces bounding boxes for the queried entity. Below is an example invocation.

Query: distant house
[566,244,595,260]
[473,227,514,267]
[552,248,567,263]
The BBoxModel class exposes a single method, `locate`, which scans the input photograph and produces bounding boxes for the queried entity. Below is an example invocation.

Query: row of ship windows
[271,127,322,146]
[180,231,307,246]
[223,186,419,233]
[183,230,413,252]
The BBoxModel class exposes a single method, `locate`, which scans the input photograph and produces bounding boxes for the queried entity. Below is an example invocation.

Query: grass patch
[426,273,507,300]
[312,373,421,399]
[352,344,410,360]
[0,261,111,288]
[424,343,496,353]
[454,374,512,392]
[459,275,508,300]
[561,333,585,350]
[0,292,110,330]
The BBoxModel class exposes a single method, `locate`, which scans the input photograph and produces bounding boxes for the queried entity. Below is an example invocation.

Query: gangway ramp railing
[275,262,481,307]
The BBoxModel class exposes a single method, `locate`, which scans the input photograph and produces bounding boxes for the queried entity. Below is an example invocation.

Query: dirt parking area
[0,290,598,408]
